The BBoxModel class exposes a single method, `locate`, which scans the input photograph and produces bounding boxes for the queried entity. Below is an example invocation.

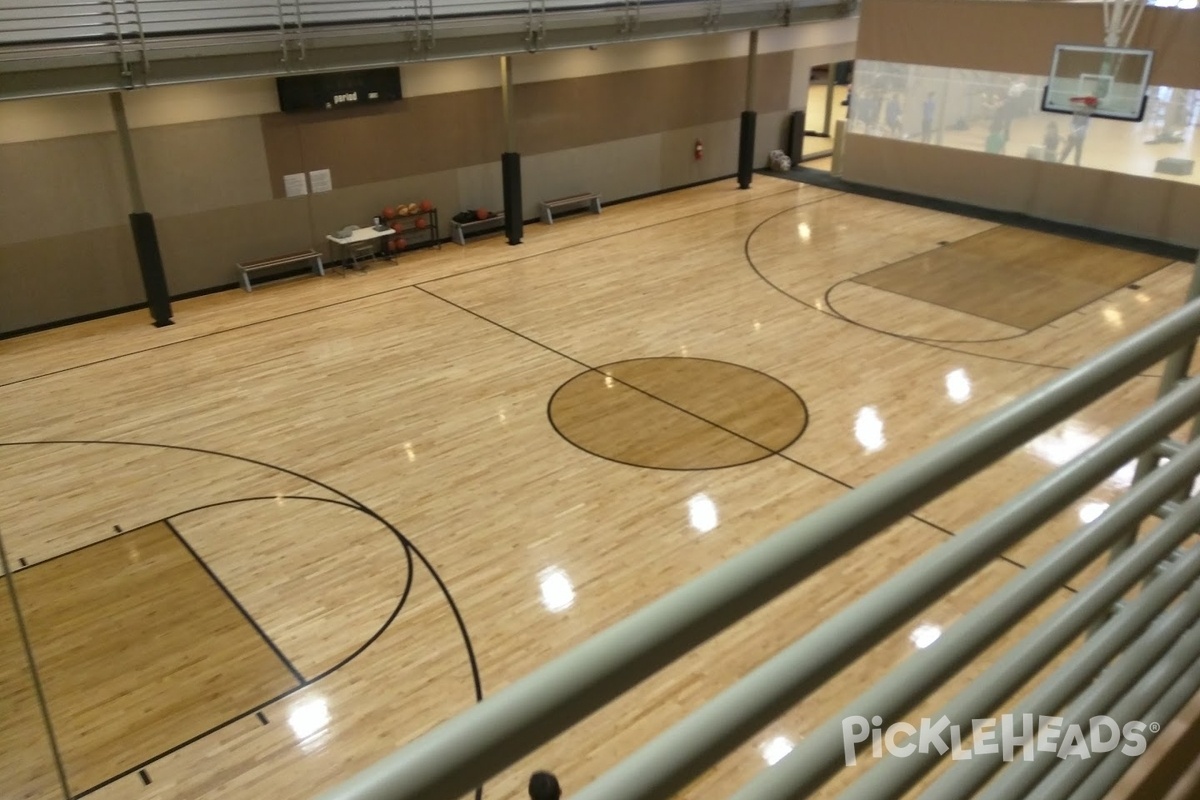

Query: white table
[326,226,395,272]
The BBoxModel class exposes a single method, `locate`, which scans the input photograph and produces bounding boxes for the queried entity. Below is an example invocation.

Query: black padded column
[129,212,173,327]
[501,152,523,246]
[737,110,758,190]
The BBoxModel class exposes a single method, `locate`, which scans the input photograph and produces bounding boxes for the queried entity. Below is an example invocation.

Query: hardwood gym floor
[0,174,1193,800]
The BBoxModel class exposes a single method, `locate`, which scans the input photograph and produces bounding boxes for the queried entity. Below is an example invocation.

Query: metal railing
[316,252,1200,800]
[0,0,809,50]
[0,0,843,98]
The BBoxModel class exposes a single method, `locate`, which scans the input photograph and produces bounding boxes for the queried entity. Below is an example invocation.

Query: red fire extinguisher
[694,139,704,160]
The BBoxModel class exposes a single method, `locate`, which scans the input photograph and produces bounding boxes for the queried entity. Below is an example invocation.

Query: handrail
[314,288,1200,800]
[0,0,827,97]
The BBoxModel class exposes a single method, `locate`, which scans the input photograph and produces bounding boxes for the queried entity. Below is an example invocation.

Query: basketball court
[1,170,1193,799]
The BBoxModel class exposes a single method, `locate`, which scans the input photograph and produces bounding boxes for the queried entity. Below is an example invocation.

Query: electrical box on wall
[276,68,402,112]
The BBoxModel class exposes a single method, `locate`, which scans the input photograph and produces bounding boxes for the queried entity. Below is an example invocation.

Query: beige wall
[840,0,1200,249]
[842,134,1200,248]
[857,0,1200,91]
[0,28,853,334]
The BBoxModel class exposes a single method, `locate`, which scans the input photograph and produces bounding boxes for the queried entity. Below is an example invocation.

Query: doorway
[799,60,852,170]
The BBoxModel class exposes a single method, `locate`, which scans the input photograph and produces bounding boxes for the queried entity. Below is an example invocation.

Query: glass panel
[850,60,1200,182]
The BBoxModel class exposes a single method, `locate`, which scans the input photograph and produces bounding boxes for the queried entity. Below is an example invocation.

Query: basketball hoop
[1069,95,1100,115]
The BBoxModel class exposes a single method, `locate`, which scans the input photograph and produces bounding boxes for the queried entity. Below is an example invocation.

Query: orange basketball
[415,217,429,230]
[387,240,398,253]
[383,207,395,220]
[419,199,433,213]
[396,238,408,250]
[475,208,489,221]
[392,222,404,233]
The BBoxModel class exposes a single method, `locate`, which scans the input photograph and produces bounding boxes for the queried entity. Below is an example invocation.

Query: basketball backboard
[1041,44,1154,121]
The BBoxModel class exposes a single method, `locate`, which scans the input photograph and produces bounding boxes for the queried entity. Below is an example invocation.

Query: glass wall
[849,60,1200,185]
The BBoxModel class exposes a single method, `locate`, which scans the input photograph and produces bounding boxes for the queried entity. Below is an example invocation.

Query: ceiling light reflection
[539,567,575,613]
[288,697,330,742]
[945,368,971,404]
[910,624,942,650]
[1024,422,1134,489]
[761,736,795,766]
[855,407,886,453]
[1078,501,1109,524]
[688,493,719,534]
[797,222,812,243]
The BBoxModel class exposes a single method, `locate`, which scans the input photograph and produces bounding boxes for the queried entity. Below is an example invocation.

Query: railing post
[1101,254,1200,573]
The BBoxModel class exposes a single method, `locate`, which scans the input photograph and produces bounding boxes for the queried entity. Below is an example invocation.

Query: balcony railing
[314,253,1200,800]
[0,1,854,98]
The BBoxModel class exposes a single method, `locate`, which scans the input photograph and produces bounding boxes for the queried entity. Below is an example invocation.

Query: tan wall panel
[522,135,663,220]
[0,226,141,334]
[842,135,1035,211]
[0,134,131,245]
[0,93,114,145]
[755,110,790,164]
[518,53,791,157]
[1026,162,1110,229]
[306,170,462,246]
[261,55,790,197]
[455,162,504,218]
[133,117,273,219]
[261,115,307,198]
[155,198,312,295]
[1093,172,1176,242]
[264,88,503,197]
[1162,182,1200,248]
[124,79,279,128]
[858,0,1200,91]
[660,119,741,189]
[843,134,1200,248]
[1127,11,1200,90]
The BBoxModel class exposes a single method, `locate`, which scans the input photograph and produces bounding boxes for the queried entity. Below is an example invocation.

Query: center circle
[548,357,808,470]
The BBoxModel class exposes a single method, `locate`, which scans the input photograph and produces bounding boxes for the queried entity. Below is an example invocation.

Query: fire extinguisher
[694,139,704,160]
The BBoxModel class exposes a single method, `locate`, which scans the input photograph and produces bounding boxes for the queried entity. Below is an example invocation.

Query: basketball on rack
[397,205,410,216]
[475,208,489,221]
[407,203,420,215]
[415,217,429,230]
[396,237,408,250]
[420,199,433,213]
[383,207,395,220]
[392,222,404,233]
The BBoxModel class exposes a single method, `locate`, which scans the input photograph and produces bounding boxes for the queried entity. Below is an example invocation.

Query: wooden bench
[236,250,324,293]
[450,212,506,246]
[540,192,601,224]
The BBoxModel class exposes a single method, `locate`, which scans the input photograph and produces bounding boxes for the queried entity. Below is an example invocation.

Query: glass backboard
[1041,44,1154,121]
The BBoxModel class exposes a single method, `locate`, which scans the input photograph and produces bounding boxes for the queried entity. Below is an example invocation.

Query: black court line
[0,526,73,800]
[772,167,1197,263]
[11,495,356,573]
[826,277,1031,345]
[419,286,1068,588]
[743,203,1181,376]
[164,518,306,685]
[0,183,797,392]
[838,240,1175,344]
[0,440,483,800]
[545,356,810,473]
